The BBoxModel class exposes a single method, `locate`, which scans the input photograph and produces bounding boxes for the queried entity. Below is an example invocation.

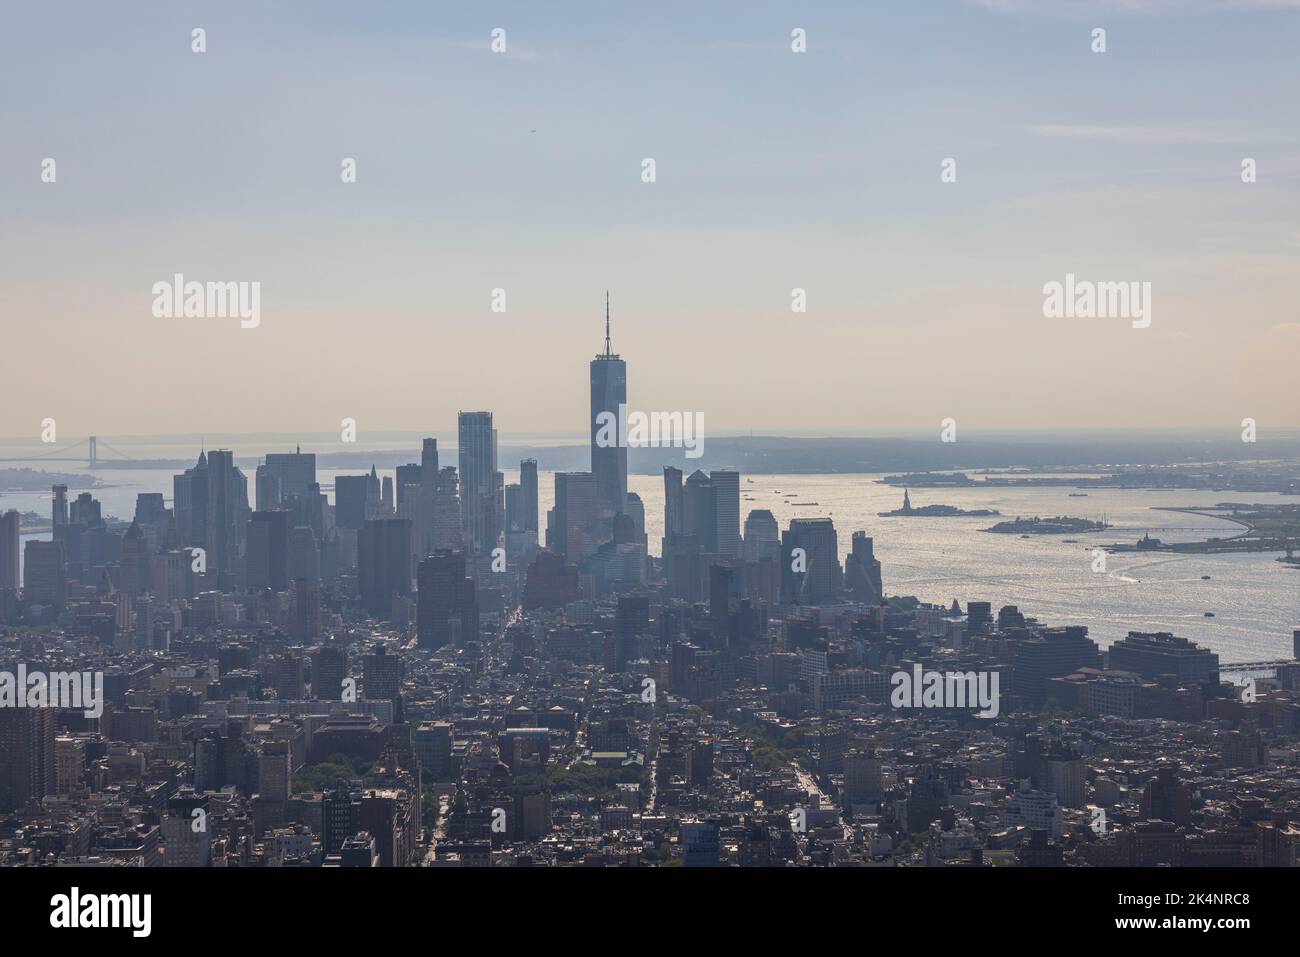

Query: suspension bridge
[0,436,135,469]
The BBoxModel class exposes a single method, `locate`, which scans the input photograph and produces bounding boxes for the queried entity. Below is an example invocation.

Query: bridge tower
[88,435,97,469]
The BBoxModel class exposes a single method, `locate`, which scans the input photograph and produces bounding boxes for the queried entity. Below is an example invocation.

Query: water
[5,465,1296,663]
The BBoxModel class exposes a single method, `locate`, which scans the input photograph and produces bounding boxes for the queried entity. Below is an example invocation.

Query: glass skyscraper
[590,292,627,527]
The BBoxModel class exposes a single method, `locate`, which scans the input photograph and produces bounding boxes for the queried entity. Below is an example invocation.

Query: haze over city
[3,0,1298,436]
[2,0,1299,928]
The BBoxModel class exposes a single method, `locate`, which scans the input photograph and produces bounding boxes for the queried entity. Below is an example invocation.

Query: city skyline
[3,0,1300,911]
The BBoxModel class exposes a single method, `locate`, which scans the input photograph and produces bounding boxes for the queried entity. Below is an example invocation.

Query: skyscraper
[663,467,684,543]
[711,470,741,559]
[119,519,153,597]
[246,510,289,592]
[205,450,247,582]
[265,449,317,502]
[0,510,19,592]
[417,549,479,649]
[421,438,439,495]
[52,485,68,527]
[552,471,600,564]
[743,509,779,562]
[23,540,66,610]
[782,518,841,605]
[334,475,370,531]
[358,518,413,619]
[684,470,716,552]
[520,458,539,534]
[590,292,627,527]
[458,412,498,556]
[0,707,56,812]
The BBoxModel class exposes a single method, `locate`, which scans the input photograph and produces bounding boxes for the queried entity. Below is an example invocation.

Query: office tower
[417,549,479,649]
[743,509,779,561]
[624,492,646,546]
[246,510,289,592]
[55,736,86,794]
[359,789,419,867]
[255,463,282,511]
[1107,631,1220,688]
[0,510,18,591]
[432,467,462,550]
[293,578,321,640]
[458,412,498,556]
[272,652,307,700]
[173,451,209,549]
[552,471,600,563]
[684,470,716,551]
[421,438,439,495]
[68,491,100,528]
[781,518,841,605]
[844,532,883,602]
[358,518,413,619]
[522,550,580,611]
[335,475,370,530]
[258,740,292,802]
[312,643,347,699]
[52,484,68,527]
[363,645,403,701]
[264,449,317,501]
[322,789,361,856]
[287,526,320,582]
[663,467,684,542]
[119,520,153,597]
[0,708,56,812]
[163,790,211,866]
[844,750,883,804]
[133,492,167,530]
[615,594,650,668]
[152,550,185,603]
[381,475,394,516]
[204,450,247,580]
[520,458,539,533]
[23,539,66,609]
[395,463,421,513]
[414,722,454,781]
[504,482,537,561]
[1011,627,1102,707]
[590,293,628,524]
[711,470,741,558]
[505,484,525,534]
[709,564,735,621]
[365,465,382,520]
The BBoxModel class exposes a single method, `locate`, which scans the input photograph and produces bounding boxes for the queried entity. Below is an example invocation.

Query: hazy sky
[3,0,1298,441]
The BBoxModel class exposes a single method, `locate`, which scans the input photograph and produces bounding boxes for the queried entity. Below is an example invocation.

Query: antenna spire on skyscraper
[604,290,612,356]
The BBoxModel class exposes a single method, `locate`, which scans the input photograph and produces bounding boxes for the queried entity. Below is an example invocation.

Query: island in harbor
[878,490,1000,518]
[982,515,1109,534]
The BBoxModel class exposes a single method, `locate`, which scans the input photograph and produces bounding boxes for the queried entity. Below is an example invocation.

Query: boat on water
[1201,575,1211,580]
[1204,612,1216,617]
